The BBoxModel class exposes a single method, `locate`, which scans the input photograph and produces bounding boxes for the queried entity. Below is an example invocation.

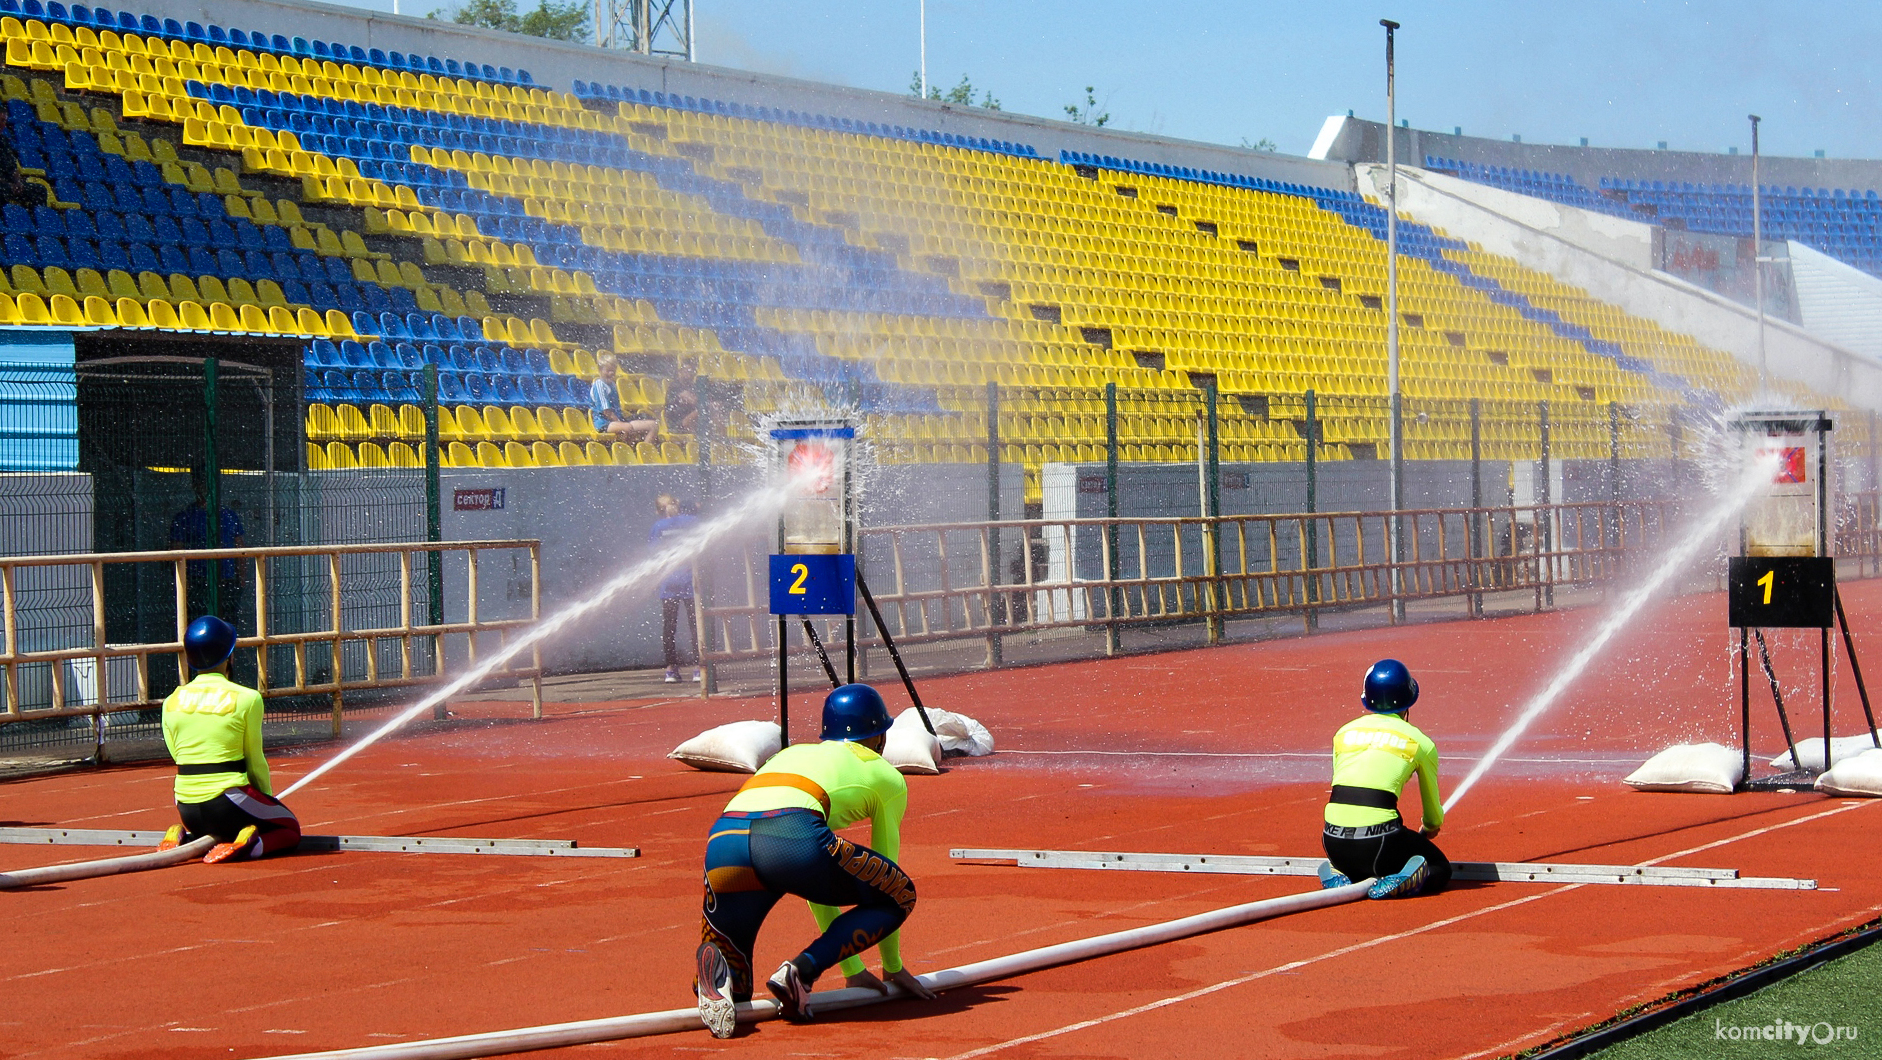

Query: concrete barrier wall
[1316,116,1882,195]
[437,461,1023,673]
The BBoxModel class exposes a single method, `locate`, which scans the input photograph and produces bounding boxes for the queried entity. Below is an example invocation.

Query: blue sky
[353,0,1880,161]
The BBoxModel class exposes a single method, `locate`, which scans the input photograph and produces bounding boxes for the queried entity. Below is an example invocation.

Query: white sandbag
[1816,748,1882,796]
[1769,731,1882,772]
[668,720,781,773]
[1623,742,1743,794]
[883,709,943,775]
[928,708,994,757]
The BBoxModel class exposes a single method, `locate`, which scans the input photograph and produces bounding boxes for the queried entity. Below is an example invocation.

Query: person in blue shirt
[651,493,700,683]
[170,468,246,627]
[590,354,659,444]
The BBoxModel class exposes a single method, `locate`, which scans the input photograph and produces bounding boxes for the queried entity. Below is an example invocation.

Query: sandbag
[1816,748,1882,796]
[928,708,995,757]
[1623,742,1742,794]
[883,709,943,775]
[1769,731,1882,772]
[668,720,781,773]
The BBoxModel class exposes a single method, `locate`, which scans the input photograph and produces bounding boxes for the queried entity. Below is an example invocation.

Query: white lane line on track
[931,887,1572,1060]
[930,800,1878,1060]
[998,749,1646,764]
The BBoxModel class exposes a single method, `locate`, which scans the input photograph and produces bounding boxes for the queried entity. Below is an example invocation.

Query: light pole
[919,0,927,98]
[1749,113,1767,393]
[1382,18,1403,620]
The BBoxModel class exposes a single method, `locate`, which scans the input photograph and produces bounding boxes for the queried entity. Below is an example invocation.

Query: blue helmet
[1362,658,1418,713]
[821,683,891,742]
[184,615,237,670]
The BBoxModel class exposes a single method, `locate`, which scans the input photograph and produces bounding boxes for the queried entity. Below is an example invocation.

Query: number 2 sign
[769,554,857,616]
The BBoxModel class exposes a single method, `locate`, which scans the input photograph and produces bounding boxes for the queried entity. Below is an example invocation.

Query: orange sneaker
[157,825,183,852]
[203,825,258,865]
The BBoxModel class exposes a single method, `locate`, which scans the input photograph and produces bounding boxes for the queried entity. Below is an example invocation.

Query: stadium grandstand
[0,0,1875,689]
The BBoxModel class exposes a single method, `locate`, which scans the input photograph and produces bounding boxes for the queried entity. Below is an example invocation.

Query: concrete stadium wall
[1351,163,1882,410]
[138,0,1352,192]
[1790,243,1882,364]
[436,461,1023,673]
[1316,116,1882,193]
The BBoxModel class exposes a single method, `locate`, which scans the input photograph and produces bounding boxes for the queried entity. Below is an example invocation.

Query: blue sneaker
[1317,861,1351,890]
[1368,855,1430,900]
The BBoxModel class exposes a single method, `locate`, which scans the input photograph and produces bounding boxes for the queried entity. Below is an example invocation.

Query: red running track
[3,581,1882,1060]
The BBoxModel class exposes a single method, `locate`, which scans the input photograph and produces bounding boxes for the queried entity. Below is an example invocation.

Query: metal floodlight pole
[1382,19,1405,621]
[1749,114,1766,393]
[919,0,927,97]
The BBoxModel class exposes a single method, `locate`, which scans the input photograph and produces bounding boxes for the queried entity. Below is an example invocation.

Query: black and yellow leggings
[700,809,916,1002]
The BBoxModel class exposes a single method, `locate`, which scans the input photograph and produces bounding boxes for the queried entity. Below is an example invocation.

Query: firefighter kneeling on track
[157,615,302,864]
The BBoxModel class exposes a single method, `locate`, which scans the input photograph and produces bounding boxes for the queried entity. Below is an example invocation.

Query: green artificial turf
[1586,937,1882,1058]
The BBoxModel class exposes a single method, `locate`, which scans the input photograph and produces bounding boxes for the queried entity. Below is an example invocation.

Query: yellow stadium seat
[306,404,339,441]
[305,442,330,471]
[447,441,477,468]
[336,404,371,440]
[505,440,537,467]
[475,441,507,467]
[531,441,561,466]
[357,442,391,468]
[325,442,359,469]
[585,442,613,465]
[388,442,421,468]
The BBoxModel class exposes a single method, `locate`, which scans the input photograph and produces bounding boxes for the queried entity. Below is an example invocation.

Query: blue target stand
[770,419,858,746]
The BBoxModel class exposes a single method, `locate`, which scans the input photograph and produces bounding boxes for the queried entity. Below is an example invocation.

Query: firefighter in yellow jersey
[693,684,937,1038]
[1317,659,1451,900]
[156,616,301,864]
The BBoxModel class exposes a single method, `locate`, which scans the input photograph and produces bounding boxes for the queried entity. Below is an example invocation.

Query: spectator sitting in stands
[590,354,660,444]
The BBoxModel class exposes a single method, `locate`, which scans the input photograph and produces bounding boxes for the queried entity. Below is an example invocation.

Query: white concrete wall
[1353,163,1882,411]
[1790,242,1882,366]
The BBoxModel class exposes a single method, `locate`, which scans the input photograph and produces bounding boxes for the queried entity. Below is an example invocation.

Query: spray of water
[280,475,806,798]
[1441,447,1781,813]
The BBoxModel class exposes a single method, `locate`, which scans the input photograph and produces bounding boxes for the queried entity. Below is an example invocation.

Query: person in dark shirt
[170,468,247,627]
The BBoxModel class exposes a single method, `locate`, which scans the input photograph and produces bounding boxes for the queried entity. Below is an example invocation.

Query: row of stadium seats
[572,78,1041,160]
[4,10,1854,482]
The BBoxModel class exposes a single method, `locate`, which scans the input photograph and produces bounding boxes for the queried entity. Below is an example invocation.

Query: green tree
[1063,86,1109,127]
[432,0,587,42]
[1241,137,1278,152]
[909,71,1002,110]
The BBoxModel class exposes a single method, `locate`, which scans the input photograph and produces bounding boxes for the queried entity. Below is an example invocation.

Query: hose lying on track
[0,836,217,889]
[260,879,1375,1060]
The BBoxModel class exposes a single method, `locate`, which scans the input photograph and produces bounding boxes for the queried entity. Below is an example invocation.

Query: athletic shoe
[157,825,183,852]
[695,942,736,1039]
[1316,860,1351,890]
[766,961,813,1022]
[204,825,259,865]
[664,668,680,684]
[1368,855,1430,900]
[692,669,702,683]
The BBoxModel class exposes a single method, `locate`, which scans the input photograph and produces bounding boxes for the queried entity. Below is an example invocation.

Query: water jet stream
[1443,451,1778,813]
[280,478,803,798]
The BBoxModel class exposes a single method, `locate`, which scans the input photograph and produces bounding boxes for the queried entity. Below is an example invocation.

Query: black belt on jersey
[175,759,247,775]
[1328,784,1400,809]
